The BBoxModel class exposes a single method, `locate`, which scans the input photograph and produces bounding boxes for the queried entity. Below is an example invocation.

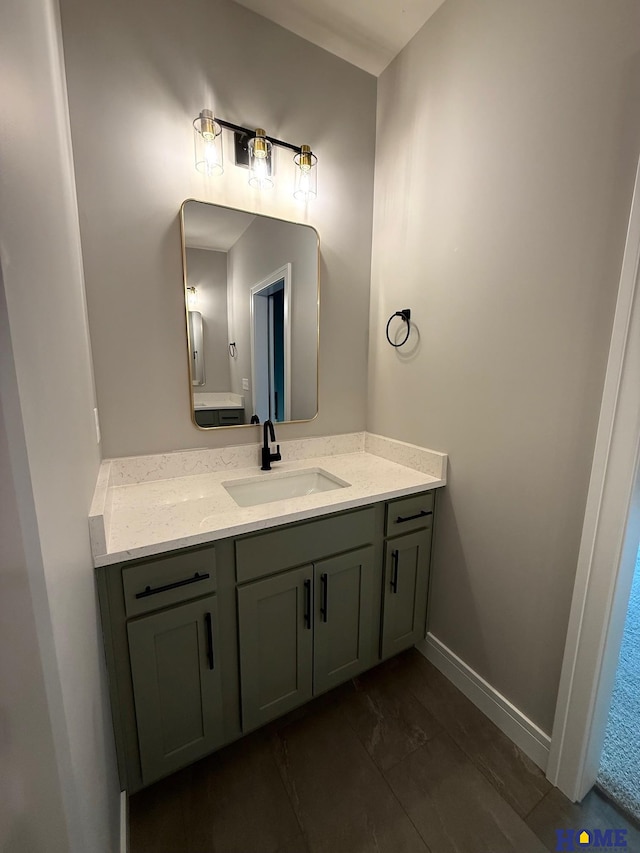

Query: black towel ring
[386,309,411,348]
[229,342,237,357]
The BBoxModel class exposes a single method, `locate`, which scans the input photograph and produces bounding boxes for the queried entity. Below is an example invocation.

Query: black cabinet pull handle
[391,550,399,594]
[135,571,210,599]
[205,612,215,670]
[320,572,328,622]
[395,509,431,524]
[304,579,312,630]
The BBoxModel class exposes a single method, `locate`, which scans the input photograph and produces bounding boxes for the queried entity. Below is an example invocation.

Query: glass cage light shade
[193,109,223,176]
[293,145,317,201]
[248,128,274,189]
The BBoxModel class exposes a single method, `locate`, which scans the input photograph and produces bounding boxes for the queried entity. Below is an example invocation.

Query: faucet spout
[263,419,275,446]
[261,419,281,471]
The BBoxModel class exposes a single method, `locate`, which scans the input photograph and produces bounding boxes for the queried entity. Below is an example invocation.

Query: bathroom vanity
[90,433,446,793]
[193,393,246,428]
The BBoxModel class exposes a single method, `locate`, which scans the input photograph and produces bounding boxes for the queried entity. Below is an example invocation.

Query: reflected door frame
[249,263,292,423]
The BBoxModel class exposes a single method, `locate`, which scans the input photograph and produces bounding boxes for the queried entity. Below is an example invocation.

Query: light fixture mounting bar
[214,118,303,155]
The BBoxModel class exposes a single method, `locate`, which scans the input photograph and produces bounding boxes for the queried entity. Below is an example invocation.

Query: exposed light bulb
[293,145,317,201]
[298,170,310,194]
[193,109,223,176]
[187,287,198,309]
[204,140,220,173]
[248,129,274,189]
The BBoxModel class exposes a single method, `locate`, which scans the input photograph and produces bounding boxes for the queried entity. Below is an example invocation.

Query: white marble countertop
[193,392,244,410]
[89,432,447,568]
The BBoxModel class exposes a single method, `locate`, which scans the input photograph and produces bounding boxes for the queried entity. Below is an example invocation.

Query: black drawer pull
[304,578,312,629]
[320,572,328,622]
[395,509,431,524]
[205,612,215,670]
[391,550,399,593]
[135,571,210,599]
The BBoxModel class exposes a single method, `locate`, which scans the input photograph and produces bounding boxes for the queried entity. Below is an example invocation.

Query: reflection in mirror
[180,201,319,429]
[188,311,205,385]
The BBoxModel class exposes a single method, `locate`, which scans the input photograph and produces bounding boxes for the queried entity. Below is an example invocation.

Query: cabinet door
[238,565,313,731]
[127,595,224,785]
[381,528,432,659]
[313,546,376,695]
[194,409,219,427]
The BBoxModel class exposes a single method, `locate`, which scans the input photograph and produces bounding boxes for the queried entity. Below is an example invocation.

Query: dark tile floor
[130,649,640,853]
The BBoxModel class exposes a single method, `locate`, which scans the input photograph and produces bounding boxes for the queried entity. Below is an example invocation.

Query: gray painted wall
[186,248,232,392]
[368,0,640,732]
[59,0,376,458]
[228,215,318,421]
[0,279,71,853]
[0,0,120,847]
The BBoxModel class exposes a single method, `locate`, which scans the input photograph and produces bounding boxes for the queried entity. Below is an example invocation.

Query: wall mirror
[180,200,319,429]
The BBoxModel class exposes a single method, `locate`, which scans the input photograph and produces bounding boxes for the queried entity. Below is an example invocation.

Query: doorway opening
[597,543,640,822]
[547,156,640,806]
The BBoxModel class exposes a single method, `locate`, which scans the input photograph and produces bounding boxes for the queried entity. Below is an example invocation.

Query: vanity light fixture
[186,286,198,309]
[193,110,223,176]
[193,109,317,200]
[248,128,274,189]
[293,145,318,201]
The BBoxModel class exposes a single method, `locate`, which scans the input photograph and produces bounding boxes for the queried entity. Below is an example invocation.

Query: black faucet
[261,420,282,471]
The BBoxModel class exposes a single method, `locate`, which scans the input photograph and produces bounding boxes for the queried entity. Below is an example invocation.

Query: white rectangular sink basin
[223,468,350,507]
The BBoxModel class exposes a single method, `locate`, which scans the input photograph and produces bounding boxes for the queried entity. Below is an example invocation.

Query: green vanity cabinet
[194,408,245,428]
[313,546,376,694]
[96,491,437,793]
[238,545,377,731]
[96,539,242,793]
[381,494,434,659]
[127,594,225,783]
[237,564,314,731]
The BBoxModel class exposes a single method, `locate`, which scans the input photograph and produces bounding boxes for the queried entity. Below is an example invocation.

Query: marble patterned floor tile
[182,731,302,853]
[275,833,311,853]
[340,662,442,771]
[398,649,551,816]
[272,706,429,853]
[385,732,549,853]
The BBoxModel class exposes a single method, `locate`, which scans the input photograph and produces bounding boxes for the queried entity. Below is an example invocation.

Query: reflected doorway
[250,264,291,423]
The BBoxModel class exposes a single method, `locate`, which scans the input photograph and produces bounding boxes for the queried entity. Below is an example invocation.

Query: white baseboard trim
[120,790,128,853]
[418,633,552,772]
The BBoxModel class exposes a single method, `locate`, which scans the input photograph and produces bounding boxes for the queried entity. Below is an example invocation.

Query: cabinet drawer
[385,492,434,537]
[235,507,376,584]
[122,547,217,618]
[218,408,244,425]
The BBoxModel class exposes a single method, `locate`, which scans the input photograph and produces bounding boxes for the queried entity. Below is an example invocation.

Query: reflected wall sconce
[193,109,317,200]
[186,286,198,310]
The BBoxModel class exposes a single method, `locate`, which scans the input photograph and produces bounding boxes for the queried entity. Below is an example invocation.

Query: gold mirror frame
[179,199,320,430]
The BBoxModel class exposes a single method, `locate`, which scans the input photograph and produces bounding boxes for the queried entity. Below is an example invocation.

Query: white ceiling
[184,202,255,252]
[233,0,447,76]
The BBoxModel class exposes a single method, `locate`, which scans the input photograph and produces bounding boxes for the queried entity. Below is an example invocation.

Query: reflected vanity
[180,200,319,429]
